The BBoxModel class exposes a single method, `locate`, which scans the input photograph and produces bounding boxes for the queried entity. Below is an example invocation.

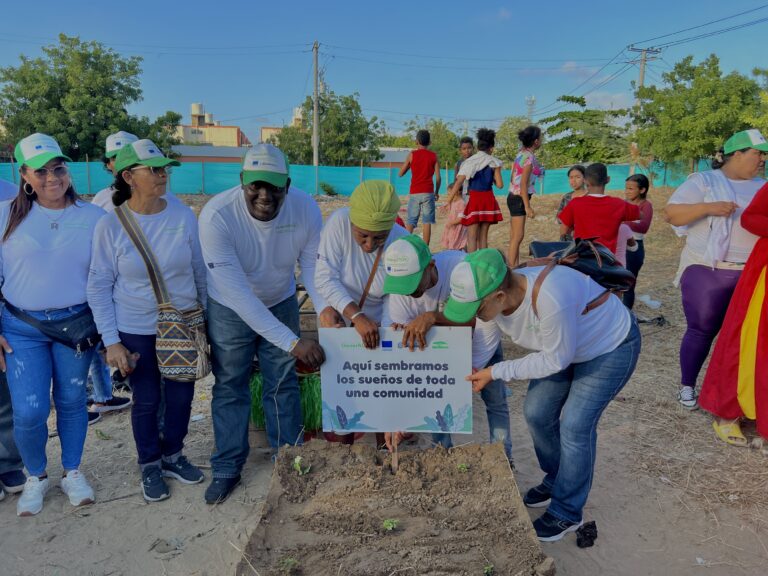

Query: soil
[239,442,550,576]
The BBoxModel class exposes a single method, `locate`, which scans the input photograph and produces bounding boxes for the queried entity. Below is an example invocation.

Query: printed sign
[319,327,473,434]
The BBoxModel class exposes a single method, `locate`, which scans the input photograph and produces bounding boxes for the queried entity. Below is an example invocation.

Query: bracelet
[350,311,364,321]
[288,338,300,352]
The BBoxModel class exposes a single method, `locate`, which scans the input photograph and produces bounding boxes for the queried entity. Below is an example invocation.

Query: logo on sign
[432,341,449,350]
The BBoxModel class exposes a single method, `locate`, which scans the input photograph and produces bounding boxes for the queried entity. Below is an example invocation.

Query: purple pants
[679,265,741,387]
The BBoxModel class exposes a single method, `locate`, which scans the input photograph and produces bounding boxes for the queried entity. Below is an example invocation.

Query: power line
[653,16,768,48]
[630,4,768,45]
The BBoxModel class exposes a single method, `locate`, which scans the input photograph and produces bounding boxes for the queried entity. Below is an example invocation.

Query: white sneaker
[60,470,95,507]
[17,476,50,516]
[678,386,698,410]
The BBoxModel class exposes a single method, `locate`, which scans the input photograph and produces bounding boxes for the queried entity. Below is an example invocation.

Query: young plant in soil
[293,456,311,476]
[278,556,299,574]
[483,563,495,576]
[382,518,400,532]
[457,463,470,473]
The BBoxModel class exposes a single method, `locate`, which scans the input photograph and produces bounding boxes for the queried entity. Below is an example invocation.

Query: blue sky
[1,0,767,143]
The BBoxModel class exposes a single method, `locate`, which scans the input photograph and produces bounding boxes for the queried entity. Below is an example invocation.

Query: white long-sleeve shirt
[386,250,500,368]
[316,207,408,324]
[91,186,181,213]
[0,179,17,201]
[0,200,105,310]
[198,185,323,352]
[88,200,207,346]
[488,266,631,382]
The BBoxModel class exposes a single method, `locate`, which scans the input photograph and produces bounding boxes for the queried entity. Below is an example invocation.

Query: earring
[23,182,35,197]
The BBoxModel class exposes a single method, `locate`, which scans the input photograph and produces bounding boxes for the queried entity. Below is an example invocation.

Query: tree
[632,55,761,165]
[273,91,385,166]
[383,118,461,166]
[494,115,530,164]
[743,68,768,136]
[538,96,629,168]
[0,34,181,160]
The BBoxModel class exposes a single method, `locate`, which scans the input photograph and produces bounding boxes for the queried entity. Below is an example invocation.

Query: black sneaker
[90,395,132,414]
[87,412,102,426]
[204,475,241,505]
[0,469,27,494]
[533,511,583,542]
[523,484,551,508]
[141,466,170,502]
[162,456,204,485]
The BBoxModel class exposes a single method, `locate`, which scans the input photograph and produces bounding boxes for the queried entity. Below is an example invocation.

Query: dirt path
[0,191,765,575]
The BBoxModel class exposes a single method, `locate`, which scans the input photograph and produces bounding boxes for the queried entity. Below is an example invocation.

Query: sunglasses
[32,165,69,179]
[130,165,172,176]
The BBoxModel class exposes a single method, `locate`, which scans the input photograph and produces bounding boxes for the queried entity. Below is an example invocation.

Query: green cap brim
[104,150,119,159]
[444,296,482,324]
[22,152,73,170]
[242,170,288,188]
[115,156,180,173]
[383,270,423,296]
[725,142,768,154]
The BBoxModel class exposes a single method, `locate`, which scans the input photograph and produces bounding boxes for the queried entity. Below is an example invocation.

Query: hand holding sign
[402,311,437,351]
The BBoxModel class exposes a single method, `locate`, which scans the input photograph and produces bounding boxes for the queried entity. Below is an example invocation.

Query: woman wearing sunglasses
[88,140,207,502]
[0,133,106,516]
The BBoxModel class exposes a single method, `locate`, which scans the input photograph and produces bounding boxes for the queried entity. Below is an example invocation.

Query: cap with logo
[723,129,768,155]
[444,249,507,323]
[105,131,139,158]
[382,235,433,295]
[114,139,181,173]
[242,143,290,188]
[14,133,72,169]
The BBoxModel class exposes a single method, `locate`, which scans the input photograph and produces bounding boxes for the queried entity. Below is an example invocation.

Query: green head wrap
[349,180,401,232]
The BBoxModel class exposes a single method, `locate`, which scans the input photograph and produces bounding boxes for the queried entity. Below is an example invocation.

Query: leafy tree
[380,133,413,148]
[385,118,460,167]
[0,34,181,160]
[632,55,761,165]
[743,68,768,136]
[273,91,385,166]
[494,115,530,164]
[538,95,629,168]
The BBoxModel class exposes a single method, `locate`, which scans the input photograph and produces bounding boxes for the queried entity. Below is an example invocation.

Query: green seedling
[278,556,299,574]
[483,563,495,576]
[457,463,470,473]
[292,456,311,476]
[382,518,400,532]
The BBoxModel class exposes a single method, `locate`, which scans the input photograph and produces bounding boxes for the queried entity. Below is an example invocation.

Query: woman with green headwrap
[315,181,407,350]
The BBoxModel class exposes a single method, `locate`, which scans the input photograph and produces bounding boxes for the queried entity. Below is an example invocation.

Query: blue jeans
[0,371,23,475]
[87,347,113,403]
[208,295,302,478]
[406,193,436,226]
[2,304,95,476]
[432,345,513,459]
[523,317,641,524]
[119,332,193,466]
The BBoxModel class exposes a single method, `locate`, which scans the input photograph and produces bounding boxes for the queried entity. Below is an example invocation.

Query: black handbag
[4,301,101,354]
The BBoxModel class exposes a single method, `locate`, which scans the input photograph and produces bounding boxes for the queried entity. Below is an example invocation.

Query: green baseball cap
[444,249,507,323]
[114,139,180,173]
[382,235,433,295]
[723,129,768,155]
[242,143,290,188]
[14,133,72,169]
[105,131,139,158]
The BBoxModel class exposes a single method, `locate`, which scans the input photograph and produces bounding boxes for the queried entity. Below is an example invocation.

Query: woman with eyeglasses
[0,133,105,516]
[88,139,208,502]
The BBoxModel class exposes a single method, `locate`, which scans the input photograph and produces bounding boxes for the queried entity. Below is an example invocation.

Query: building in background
[370,147,410,168]
[260,126,282,143]
[171,145,247,163]
[176,103,251,147]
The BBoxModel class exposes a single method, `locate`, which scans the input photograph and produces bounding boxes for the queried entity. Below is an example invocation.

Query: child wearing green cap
[445,249,640,542]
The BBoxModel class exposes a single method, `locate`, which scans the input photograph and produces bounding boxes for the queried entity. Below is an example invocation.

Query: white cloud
[585,91,633,110]
[498,7,512,19]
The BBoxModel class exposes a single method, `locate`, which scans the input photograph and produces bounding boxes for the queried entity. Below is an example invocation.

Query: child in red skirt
[449,128,504,252]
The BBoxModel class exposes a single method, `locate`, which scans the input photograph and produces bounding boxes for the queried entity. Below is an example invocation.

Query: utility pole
[525,96,536,122]
[312,41,319,195]
[627,46,661,96]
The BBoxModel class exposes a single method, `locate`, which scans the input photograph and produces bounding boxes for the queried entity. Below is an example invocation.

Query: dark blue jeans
[0,371,23,475]
[432,344,513,459]
[208,295,302,478]
[119,332,194,466]
[523,317,641,524]
[623,239,645,310]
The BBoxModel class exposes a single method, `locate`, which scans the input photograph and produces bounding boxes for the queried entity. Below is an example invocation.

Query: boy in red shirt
[558,163,640,254]
[399,129,441,245]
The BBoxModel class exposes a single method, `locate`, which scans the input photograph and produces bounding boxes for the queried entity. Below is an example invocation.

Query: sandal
[712,419,748,447]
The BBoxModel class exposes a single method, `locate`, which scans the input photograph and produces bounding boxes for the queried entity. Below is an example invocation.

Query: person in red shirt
[399,130,441,246]
[558,163,640,254]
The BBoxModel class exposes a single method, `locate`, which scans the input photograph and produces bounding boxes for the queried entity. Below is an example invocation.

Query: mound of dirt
[239,441,553,576]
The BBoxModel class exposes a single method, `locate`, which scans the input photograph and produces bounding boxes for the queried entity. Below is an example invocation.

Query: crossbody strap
[114,204,171,306]
[358,245,385,310]
[531,260,611,318]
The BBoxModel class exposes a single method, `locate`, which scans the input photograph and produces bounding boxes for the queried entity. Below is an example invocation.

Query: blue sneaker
[141,466,170,502]
[523,484,551,509]
[204,476,241,505]
[0,469,27,494]
[533,511,583,542]
[162,456,204,485]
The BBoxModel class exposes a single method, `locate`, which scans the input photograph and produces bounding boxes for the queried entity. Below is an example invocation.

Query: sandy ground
[0,190,766,575]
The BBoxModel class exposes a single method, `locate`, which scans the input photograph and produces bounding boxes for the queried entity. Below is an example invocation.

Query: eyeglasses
[130,165,172,176]
[32,165,69,179]
[244,181,285,194]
